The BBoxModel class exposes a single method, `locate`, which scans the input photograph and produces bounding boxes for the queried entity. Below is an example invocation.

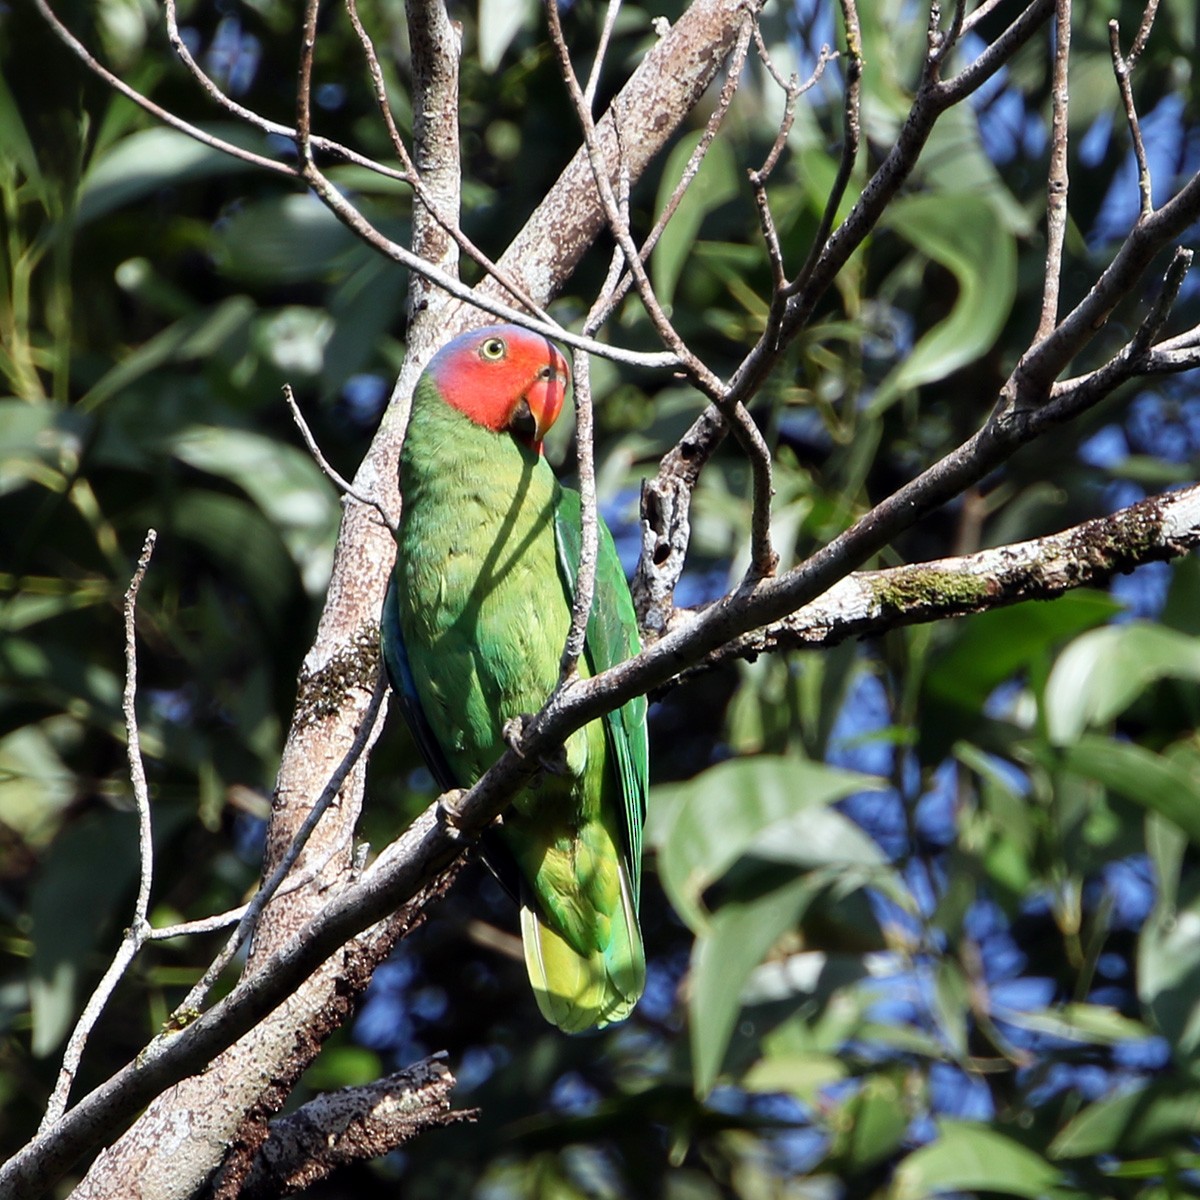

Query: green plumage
[382,367,647,1032]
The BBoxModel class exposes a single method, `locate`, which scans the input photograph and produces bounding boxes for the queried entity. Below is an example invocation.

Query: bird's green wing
[553,487,648,898]
[380,573,460,793]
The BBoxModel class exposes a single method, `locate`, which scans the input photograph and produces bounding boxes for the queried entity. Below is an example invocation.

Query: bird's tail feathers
[520,867,645,1033]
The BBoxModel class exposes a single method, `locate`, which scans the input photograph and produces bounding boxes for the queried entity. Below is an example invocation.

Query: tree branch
[239,1057,474,1200]
[40,532,157,1131]
[683,484,1200,668]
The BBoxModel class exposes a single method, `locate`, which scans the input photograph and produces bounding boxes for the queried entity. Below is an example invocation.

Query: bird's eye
[480,337,506,361]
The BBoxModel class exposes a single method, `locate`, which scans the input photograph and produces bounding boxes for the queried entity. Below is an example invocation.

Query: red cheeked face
[427,324,570,455]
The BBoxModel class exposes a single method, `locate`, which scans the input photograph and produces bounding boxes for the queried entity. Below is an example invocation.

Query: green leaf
[922,593,1117,759]
[652,133,739,311]
[212,195,363,284]
[0,68,44,202]
[647,756,886,931]
[1050,1078,1200,1159]
[30,810,140,1055]
[690,873,815,1096]
[872,192,1017,413]
[997,1003,1151,1046]
[0,399,90,495]
[1055,736,1200,845]
[478,0,537,70]
[167,425,338,595]
[0,723,79,845]
[79,298,257,413]
[742,1051,848,1106]
[829,1074,911,1174]
[1045,623,1200,745]
[77,125,265,226]
[891,1121,1061,1199]
[1138,872,1200,1059]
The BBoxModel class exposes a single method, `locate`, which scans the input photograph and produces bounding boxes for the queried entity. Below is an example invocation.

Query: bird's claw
[502,715,530,754]
[437,789,474,844]
[502,714,569,777]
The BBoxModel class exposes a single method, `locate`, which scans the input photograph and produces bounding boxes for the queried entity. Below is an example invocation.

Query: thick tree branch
[684,485,1200,668]
[239,1057,474,1200]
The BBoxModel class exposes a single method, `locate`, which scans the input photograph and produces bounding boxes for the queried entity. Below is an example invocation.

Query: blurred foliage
[3,0,1200,1197]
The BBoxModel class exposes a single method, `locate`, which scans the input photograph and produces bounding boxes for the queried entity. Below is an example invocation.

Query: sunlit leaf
[872,193,1017,413]
[891,1121,1062,1199]
[1050,1078,1200,1159]
[1045,623,1200,745]
[690,873,814,1096]
[1053,736,1200,844]
[652,133,739,312]
[647,756,886,931]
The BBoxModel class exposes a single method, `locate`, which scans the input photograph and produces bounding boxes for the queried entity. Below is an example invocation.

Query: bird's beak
[515,355,569,452]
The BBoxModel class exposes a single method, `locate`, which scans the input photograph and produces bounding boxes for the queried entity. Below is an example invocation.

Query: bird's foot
[502,714,570,777]
[437,789,474,844]
[502,714,530,754]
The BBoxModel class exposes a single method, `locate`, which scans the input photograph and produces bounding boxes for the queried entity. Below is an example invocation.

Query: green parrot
[380,323,647,1032]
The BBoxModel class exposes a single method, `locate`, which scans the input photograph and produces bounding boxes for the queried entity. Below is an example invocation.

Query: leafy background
[4,0,1200,1196]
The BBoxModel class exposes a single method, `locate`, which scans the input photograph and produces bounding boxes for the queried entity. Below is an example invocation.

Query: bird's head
[427,324,570,455]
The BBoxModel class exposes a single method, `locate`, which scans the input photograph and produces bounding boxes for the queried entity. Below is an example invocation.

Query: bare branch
[172,673,389,1020]
[343,0,545,317]
[296,0,320,166]
[284,385,397,532]
[961,0,1010,36]
[785,0,863,304]
[1109,18,1153,219]
[545,0,778,581]
[583,0,623,111]
[1037,0,1071,340]
[591,12,754,328]
[39,531,158,1132]
[558,350,599,681]
[11,463,1200,1196]
[35,0,295,178]
[404,0,463,321]
[1008,170,1200,402]
[682,484,1200,667]
[240,1057,473,1199]
[1127,0,1161,64]
[161,0,413,183]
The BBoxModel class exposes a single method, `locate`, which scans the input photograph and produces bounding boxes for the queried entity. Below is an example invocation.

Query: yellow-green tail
[520,865,645,1033]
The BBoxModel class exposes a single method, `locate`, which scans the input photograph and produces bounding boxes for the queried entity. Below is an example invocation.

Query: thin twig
[35,0,295,179]
[283,385,397,532]
[590,14,754,330]
[1127,0,1160,65]
[40,531,158,1131]
[785,0,863,302]
[1109,17,1154,219]
[546,0,778,579]
[297,0,321,167]
[584,0,623,111]
[170,674,388,1020]
[342,0,544,318]
[749,35,822,289]
[161,0,413,184]
[930,0,968,68]
[558,350,599,680]
[962,0,1010,35]
[1037,0,1072,339]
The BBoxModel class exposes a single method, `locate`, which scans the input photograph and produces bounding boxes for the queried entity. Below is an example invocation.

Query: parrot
[380,323,647,1032]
